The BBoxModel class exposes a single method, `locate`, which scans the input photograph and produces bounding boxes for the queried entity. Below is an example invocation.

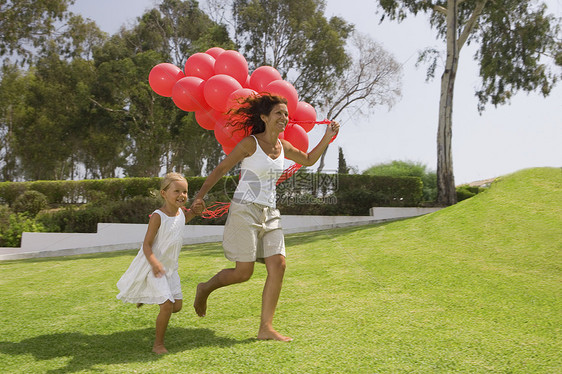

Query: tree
[0,0,72,63]
[317,31,402,171]
[377,0,561,205]
[0,64,26,181]
[90,0,233,177]
[12,47,96,180]
[230,1,402,173]
[337,147,349,174]
[232,0,353,106]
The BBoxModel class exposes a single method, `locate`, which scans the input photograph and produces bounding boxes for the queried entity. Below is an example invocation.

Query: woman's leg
[153,300,174,354]
[194,261,254,317]
[257,254,292,341]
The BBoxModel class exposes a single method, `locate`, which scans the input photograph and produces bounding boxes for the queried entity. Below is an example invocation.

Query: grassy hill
[0,167,560,373]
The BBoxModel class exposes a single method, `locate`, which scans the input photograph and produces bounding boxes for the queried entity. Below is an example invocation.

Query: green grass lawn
[0,167,560,373]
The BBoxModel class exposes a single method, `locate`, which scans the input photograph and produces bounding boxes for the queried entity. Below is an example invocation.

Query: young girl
[191,94,339,342]
[116,172,198,354]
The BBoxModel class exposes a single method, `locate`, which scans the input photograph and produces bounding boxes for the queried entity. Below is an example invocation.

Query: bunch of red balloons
[148,47,317,155]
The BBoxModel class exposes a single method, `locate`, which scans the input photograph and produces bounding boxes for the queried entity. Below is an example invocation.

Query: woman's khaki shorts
[222,202,285,263]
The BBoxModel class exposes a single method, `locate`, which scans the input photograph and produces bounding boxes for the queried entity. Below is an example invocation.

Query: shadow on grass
[0,327,252,373]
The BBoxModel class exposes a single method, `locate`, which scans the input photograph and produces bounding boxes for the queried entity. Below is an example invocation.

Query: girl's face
[261,103,289,133]
[161,180,188,209]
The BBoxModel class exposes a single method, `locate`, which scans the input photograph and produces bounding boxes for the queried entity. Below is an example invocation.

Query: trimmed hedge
[1,174,423,233]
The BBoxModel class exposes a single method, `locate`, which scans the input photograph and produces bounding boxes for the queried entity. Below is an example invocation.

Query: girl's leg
[153,301,174,354]
[257,254,292,342]
[172,299,183,313]
[194,261,254,317]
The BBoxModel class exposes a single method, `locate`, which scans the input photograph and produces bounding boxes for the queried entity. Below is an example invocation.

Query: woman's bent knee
[233,262,254,283]
[234,269,253,283]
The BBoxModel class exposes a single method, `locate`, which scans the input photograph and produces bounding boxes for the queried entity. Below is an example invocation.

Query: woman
[191,93,339,341]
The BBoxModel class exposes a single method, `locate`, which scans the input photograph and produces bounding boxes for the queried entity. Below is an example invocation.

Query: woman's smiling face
[261,103,289,133]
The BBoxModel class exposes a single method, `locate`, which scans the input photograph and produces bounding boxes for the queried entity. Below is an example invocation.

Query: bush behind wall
[1,174,423,234]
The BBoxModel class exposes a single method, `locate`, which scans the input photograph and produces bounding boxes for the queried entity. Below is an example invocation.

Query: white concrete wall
[0,207,442,261]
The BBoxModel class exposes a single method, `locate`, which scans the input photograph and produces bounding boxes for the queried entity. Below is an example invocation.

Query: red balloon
[195,107,222,131]
[214,50,249,85]
[226,88,258,112]
[214,118,235,148]
[250,66,282,92]
[185,53,215,80]
[263,80,298,115]
[214,119,249,148]
[204,74,242,113]
[291,101,317,132]
[243,74,251,88]
[206,47,225,59]
[172,76,207,112]
[148,63,185,97]
[283,124,308,153]
[222,144,235,155]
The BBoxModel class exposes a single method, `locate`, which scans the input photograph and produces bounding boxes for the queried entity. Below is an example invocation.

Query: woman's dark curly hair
[227,93,288,135]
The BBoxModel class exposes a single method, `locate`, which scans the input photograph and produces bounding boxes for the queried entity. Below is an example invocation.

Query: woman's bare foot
[152,344,168,354]
[193,283,208,317]
[257,328,293,342]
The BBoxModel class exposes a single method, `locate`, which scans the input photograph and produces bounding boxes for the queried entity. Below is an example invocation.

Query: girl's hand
[151,261,166,278]
[326,120,340,137]
[190,198,206,215]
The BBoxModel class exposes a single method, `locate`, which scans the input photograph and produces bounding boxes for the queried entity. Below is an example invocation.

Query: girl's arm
[143,213,165,278]
[183,208,197,223]
[190,136,255,211]
[283,121,340,166]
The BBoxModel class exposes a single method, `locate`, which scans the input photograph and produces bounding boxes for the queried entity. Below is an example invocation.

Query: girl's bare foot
[152,344,168,354]
[257,328,293,342]
[193,283,208,317]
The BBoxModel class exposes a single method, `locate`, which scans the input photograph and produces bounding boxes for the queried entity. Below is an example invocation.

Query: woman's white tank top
[232,135,284,208]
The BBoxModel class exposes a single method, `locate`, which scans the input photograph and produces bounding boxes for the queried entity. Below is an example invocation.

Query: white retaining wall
[0,208,441,261]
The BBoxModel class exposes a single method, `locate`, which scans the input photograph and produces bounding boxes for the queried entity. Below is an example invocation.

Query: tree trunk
[316,146,329,173]
[436,0,459,206]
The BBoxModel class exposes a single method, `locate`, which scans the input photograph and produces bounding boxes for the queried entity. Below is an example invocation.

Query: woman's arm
[190,136,256,211]
[143,213,165,277]
[283,121,340,166]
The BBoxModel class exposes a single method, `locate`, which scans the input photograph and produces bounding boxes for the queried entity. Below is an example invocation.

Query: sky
[70,0,562,184]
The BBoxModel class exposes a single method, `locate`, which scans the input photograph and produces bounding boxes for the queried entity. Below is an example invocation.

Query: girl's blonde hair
[161,172,187,191]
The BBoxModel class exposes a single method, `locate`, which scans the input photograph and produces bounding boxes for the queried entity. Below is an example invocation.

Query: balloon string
[200,202,231,219]
[290,119,337,143]
[276,163,303,185]
[290,119,332,125]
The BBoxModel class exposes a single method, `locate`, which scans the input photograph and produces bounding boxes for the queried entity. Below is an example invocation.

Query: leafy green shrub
[12,190,48,217]
[0,212,47,247]
[363,160,437,202]
[37,196,162,233]
[456,185,486,202]
[0,204,11,228]
[0,182,27,206]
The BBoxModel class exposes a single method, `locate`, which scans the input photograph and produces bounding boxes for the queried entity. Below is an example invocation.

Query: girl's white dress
[116,209,185,304]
